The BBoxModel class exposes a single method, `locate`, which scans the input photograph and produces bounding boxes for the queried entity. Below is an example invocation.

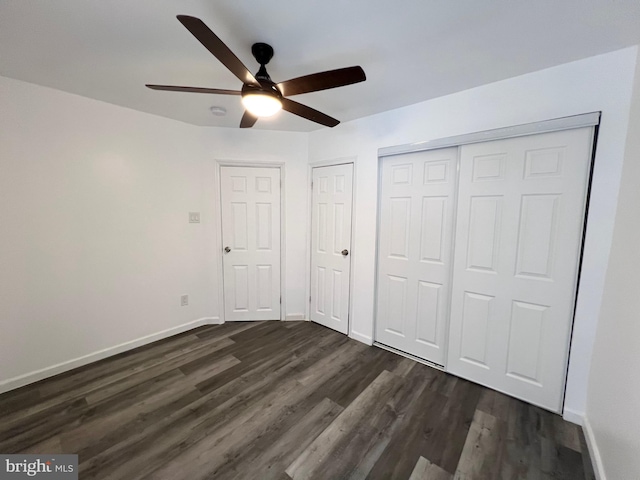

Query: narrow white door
[310,164,353,334]
[220,166,281,321]
[375,148,458,365]
[447,127,593,411]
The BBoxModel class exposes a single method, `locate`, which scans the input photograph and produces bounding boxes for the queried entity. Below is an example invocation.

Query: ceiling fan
[146,15,366,128]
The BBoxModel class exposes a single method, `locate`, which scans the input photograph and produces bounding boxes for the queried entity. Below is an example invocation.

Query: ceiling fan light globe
[241,93,282,117]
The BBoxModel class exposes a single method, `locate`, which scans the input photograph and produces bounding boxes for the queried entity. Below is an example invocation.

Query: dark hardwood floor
[0,321,595,479]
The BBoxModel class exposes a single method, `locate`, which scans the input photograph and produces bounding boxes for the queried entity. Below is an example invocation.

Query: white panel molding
[0,317,220,395]
[378,112,601,158]
[284,314,307,321]
[583,415,606,480]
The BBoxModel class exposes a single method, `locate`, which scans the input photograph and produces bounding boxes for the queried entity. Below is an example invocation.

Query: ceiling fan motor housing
[251,42,274,66]
[243,43,282,100]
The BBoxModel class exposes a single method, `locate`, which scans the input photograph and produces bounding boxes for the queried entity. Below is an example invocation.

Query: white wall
[307,47,638,420]
[585,48,640,480]
[0,75,307,392]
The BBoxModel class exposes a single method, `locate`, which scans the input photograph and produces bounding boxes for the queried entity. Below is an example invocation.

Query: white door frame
[373,112,600,395]
[215,160,286,322]
[306,157,357,336]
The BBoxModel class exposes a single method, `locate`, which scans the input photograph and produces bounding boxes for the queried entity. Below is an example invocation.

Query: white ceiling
[1,0,640,132]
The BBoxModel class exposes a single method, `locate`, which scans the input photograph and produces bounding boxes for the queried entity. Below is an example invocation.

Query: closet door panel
[447,127,594,412]
[375,147,457,365]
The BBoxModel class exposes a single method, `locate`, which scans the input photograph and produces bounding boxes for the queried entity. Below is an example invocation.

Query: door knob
[224,246,231,253]
[341,249,349,256]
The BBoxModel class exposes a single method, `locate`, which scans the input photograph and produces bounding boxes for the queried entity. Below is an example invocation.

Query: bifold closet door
[375,147,458,366]
[447,127,593,412]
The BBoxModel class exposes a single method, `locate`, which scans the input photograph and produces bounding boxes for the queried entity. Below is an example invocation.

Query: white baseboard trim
[562,407,584,426]
[284,314,307,321]
[0,317,220,395]
[349,330,373,346]
[583,415,606,480]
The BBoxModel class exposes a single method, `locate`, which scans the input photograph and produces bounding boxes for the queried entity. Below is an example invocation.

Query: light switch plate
[189,212,200,223]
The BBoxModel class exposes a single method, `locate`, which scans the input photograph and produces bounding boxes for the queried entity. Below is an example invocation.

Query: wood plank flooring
[0,321,595,479]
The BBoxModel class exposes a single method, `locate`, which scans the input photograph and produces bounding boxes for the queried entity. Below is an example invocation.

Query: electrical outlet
[189,212,200,223]
[181,294,189,306]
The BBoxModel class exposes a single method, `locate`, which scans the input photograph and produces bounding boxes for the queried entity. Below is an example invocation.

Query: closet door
[447,127,593,411]
[375,147,458,366]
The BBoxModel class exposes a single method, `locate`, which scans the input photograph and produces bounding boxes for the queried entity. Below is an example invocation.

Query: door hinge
[309,295,312,303]
[311,181,313,189]
[280,296,282,305]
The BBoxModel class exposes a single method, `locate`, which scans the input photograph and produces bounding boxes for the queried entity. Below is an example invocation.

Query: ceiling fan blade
[146,85,241,95]
[176,15,259,87]
[277,66,366,97]
[281,98,339,127]
[240,111,258,128]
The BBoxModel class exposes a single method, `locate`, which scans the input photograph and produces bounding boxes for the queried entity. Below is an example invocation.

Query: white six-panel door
[375,148,458,365]
[220,166,281,321]
[447,127,593,411]
[310,164,353,335]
